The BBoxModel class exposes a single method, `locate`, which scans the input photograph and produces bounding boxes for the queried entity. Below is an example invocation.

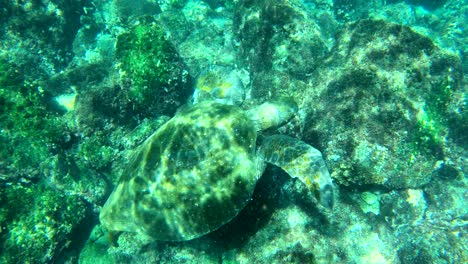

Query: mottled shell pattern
[100,101,264,241]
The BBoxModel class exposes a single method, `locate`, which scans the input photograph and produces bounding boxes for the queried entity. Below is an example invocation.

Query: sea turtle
[99,98,334,241]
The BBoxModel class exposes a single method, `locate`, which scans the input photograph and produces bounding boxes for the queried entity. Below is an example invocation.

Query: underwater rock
[0,183,87,263]
[231,186,399,263]
[156,9,193,43]
[0,58,108,262]
[333,0,371,22]
[115,16,193,118]
[301,19,464,189]
[405,0,449,11]
[111,0,161,20]
[233,0,328,81]
[0,0,89,69]
[379,177,468,263]
[177,1,238,75]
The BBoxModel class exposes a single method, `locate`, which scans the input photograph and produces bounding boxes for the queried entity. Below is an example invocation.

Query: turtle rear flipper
[259,135,334,209]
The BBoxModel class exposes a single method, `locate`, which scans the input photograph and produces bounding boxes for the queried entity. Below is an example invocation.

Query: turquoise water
[0,0,466,263]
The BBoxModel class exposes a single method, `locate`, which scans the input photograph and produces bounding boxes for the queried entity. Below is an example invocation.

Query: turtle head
[313,167,334,210]
[192,66,246,105]
[300,164,334,210]
[248,97,298,131]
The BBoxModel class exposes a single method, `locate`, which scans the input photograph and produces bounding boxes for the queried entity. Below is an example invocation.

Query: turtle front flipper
[259,135,334,209]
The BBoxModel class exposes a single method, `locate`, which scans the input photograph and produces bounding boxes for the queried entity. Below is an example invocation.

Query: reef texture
[114,16,193,117]
[301,19,465,189]
[0,0,466,263]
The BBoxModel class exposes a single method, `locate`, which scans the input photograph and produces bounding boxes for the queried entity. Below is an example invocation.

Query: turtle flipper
[259,135,334,209]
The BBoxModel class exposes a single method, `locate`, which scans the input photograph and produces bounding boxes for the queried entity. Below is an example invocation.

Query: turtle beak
[314,165,334,210]
[318,183,334,210]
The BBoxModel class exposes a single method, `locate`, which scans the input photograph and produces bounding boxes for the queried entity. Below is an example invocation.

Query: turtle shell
[100,101,261,241]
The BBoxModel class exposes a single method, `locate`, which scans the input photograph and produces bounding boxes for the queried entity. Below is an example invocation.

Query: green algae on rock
[115,16,192,117]
[1,180,87,263]
[233,0,328,79]
[0,57,104,262]
[100,99,334,241]
[0,58,65,174]
[301,19,464,189]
